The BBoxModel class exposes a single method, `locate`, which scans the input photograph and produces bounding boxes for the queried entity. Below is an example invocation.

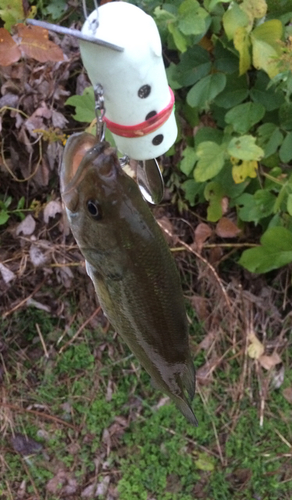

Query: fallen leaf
[215,217,241,238]
[194,222,212,252]
[247,332,264,359]
[283,387,292,404]
[190,295,209,323]
[96,475,110,496]
[17,24,64,62]
[11,433,43,456]
[29,244,50,267]
[16,214,36,235]
[0,263,16,284]
[46,470,77,495]
[271,364,285,389]
[43,200,62,223]
[0,28,21,66]
[194,452,215,471]
[259,352,281,370]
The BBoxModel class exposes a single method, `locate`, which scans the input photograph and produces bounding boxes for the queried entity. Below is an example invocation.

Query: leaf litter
[0,12,292,500]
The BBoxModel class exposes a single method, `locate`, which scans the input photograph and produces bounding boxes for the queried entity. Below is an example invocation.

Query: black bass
[60,132,198,425]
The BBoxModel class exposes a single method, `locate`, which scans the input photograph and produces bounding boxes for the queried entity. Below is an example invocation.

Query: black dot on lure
[138,85,151,98]
[152,134,164,146]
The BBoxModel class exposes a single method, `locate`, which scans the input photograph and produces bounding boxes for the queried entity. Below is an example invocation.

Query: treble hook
[94,83,106,142]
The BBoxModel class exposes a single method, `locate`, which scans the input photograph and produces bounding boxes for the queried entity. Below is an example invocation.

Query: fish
[60,132,198,425]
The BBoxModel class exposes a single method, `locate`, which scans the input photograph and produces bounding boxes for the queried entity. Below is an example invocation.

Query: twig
[274,428,292,449]
[20,457,41,500]
[171,242,259,251]
[1,133,43,182]
[3,404,77,430]
[35,323,49,358]
[59,306,102,353]
[2,279,46,318]
[203,243,259,249]
[177,238,232,311]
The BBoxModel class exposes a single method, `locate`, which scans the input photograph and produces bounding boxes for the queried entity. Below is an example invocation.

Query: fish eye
[87,200,102,220]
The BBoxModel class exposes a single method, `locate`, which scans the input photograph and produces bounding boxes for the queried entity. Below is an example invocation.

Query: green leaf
[223,3,249,40]
[195,452,215,471]
[213,41,240,74]
[250,72,285,111]
[228,135,264,161]
[178,1,209,36]
[234,27,251,75]
[17,196,25,210]
[65,87,95,123]
[287,193,292,216]
[279,103,292,131]
[0,0,24,30]
[168,22,188,52]
[206,0,232,12]
[239,227,292,273]
[225,102,265,134]
[166,63,183,90]
[44,0,67,20]
[4,196,12,208]
[237,190,276,223]
[182,179,205,205]
[187,73,226,109]
[0,211,9,225]
[195,127,223,146]
[241,0,267,19]
[174,46,211,87]
[214,73,249,109]
[251,20,283,78]
[180,146,198,175]
[263,127,283,158]
[204,181,224,221]
[194,142,226,182]
[279,132,292,163]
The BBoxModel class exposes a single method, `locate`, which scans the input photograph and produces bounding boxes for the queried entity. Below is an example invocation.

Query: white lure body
[80,1,177,160]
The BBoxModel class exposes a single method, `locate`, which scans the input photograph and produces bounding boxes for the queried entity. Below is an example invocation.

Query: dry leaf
[29,244,50,267]
[194,223,212,252]
[271,365,285,389]
[46,470,77,495]
[17,24,64,62]
[0,28,21,66]
[247,332,264,359]
[215,217,241,238]
[16,214,36,236]
[259,352,281,370]
[11,433,43,456]
[43,200,62,223]
[0,263,16,284]
[190,295,209,323]
[283,387,292,404]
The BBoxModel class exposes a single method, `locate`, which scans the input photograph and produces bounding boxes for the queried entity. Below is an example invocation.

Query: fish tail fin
[183,354,196,402]
[174,356,198,426]
[173,392,198,426]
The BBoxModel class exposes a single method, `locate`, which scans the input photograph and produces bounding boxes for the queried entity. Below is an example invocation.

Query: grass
[1,302,292,500]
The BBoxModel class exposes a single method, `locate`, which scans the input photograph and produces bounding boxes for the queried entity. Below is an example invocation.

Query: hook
[94,83,106,142]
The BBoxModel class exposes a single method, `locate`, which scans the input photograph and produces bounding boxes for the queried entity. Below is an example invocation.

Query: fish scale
[61,132,198,425]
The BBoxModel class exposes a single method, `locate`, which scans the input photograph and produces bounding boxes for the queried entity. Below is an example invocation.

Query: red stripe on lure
[103,87,175,138]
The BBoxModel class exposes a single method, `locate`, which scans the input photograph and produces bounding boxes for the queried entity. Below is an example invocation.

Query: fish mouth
[61,133,112,194]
